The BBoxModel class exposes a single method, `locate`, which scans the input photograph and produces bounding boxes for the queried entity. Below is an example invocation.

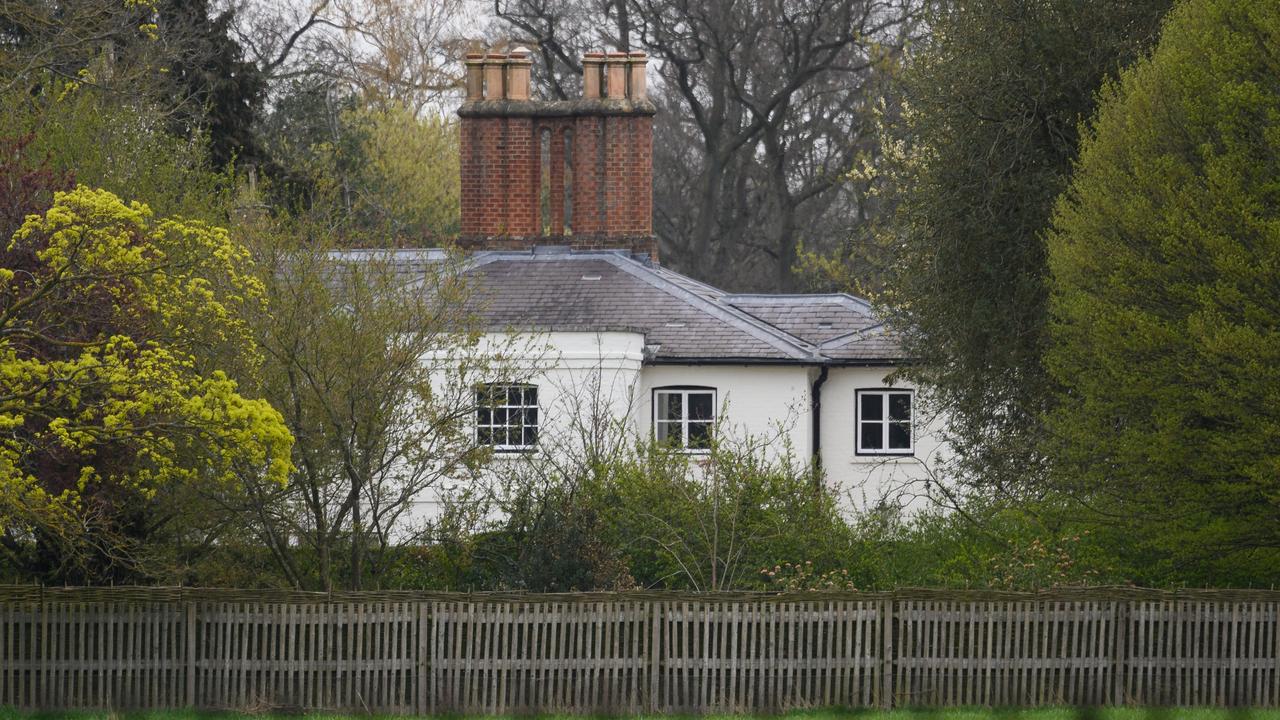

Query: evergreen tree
[156,0,267,169]
[1046,0,1280,583]
[877,0,1170,489]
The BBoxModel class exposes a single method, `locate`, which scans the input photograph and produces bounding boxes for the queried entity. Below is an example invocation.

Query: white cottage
[387,48,944,515]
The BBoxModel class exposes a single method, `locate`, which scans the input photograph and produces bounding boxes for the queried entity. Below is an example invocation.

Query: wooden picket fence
[2,586,1279,712]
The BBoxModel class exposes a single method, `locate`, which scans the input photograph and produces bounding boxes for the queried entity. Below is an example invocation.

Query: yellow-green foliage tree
[269,100,460,243]
[1046,0,1280,583]
[1,81,234,225]
[0,186,293,581]
[351,105,460,240]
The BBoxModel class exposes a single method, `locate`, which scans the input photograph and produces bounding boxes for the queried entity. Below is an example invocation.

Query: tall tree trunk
[614,0,630,50]
[774,202,798,292]
[765,123,799,291]
[319,539,333,593]
[690,152,724,277]
[349,491,363,590]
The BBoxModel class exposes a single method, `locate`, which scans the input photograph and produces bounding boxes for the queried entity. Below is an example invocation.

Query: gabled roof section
[343,247,906,364]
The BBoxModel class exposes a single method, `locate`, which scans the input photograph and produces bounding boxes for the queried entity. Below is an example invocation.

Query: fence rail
[2,587,1279,712]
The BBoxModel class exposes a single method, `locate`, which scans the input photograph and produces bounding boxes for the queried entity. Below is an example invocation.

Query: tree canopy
[1045,0,1280,582]
[0,181,292,580]
[874,0,1171,492]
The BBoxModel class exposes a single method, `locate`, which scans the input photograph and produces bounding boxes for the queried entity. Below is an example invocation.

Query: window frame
[854,388,915,456]
[651,385,717,453]
[475,383,540,453]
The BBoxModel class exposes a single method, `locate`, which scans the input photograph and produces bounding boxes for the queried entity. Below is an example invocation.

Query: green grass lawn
[4,710,1280,720]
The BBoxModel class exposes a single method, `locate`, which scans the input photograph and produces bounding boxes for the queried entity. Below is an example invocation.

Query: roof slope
[352,247,905,364]
[721,294,879,345]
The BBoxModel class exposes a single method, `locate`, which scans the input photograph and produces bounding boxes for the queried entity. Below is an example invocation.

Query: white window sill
[851,452,916,463]
[487,447,538,458]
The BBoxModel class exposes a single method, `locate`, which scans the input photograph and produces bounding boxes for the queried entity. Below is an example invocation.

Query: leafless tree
[227,224,536,591]
[493,0,925,291]
[229,0,473,111]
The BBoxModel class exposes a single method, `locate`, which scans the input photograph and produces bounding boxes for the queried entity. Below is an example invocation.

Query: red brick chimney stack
[458,47,657,260]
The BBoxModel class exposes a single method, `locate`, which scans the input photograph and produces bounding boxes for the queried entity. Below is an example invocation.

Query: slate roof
[819,324,904,361]
[721,294,879,344]
[336,247,905,364]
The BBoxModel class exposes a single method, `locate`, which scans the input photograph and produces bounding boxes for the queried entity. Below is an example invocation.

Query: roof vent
[664,321,686,328]
[818,322,834,329]
[582,274,602,281]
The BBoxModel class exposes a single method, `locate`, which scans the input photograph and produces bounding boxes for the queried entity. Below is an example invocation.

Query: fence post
[1112,599,1129,706]
[649,600,661,713]
[880,598,894,709]
[185,600,197,708]
[417,601,429,714]
[39,591,49,709]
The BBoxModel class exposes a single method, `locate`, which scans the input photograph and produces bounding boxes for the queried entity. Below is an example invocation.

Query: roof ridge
[653,266,728,297]
[820,321,888,350]
[600,255,819,361]
[722,292,874,310]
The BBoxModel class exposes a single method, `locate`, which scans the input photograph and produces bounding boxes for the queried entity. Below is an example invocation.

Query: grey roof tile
[819,324,906,361]
[721,294,880,345]
[342,247,905,364]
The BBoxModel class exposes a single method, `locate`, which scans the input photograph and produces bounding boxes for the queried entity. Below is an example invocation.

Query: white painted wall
[412,331,646,520]
[636,364,945,511]
[490,330,646,457]
[416,333,948,524]
[635,363,813,460]
[819,367,946,511]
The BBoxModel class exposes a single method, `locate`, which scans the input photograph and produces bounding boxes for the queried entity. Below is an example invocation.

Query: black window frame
[475,383,540,453]
[855,388,915,456]
[652,385,717,453]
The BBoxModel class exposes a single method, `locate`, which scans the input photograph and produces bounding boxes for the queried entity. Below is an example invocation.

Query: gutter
[643,357,905,367]
[811,364,830,484]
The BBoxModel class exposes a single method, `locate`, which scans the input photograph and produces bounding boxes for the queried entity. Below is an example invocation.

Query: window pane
[688,392,714,421]
[889,393,911,421]
[476,387,487,405]
[477,427,492,445]
[860,422,883,450]
[493,408,507,424]
[524,408,538,426]
[523,387,538,406]
[889,422,911,449]
[477,407,491,425]
[656,420,680,446]
[506,386,521,405]
[688,421,712,449]
[860,393,883,421]
[522,426,538,447]
[658,392,683,421]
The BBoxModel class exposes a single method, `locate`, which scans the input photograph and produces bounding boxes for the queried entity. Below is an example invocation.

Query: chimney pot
[605,52,628,100]
[464,52,485,101]
[582,51,605,99]
[506,47,532,101]
[627,51,647,101]
[482,52,505,100]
